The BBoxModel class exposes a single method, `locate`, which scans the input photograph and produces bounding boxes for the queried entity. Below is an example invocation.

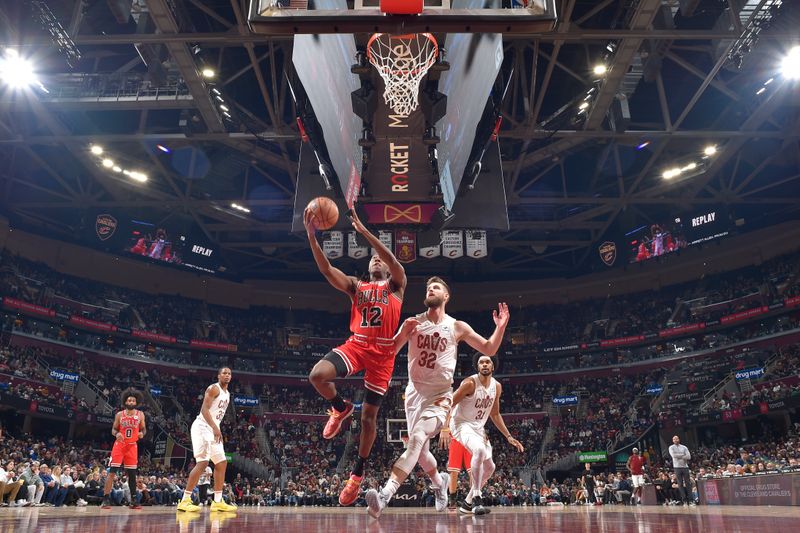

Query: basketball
[307,196,339,230]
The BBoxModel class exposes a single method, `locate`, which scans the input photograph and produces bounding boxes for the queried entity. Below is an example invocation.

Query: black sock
[352,456,366,477]
[330,395,346,412]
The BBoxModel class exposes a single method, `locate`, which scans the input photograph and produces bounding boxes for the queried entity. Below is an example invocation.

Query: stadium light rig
[88,145,148,183]
[0,48,47,92]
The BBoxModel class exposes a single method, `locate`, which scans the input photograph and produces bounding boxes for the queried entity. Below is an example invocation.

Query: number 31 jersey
[407,312,458,396]
[451,374,498,436]
[349,279,403,350]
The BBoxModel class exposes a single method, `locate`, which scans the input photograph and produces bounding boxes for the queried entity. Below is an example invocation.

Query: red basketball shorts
[332,336,396,396]
[448,437,472,472]
[110,441,138,468]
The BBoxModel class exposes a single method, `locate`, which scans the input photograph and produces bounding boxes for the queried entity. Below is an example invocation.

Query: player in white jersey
[365,277,509,518]
[177,367,237,513]
[441,354,524,515]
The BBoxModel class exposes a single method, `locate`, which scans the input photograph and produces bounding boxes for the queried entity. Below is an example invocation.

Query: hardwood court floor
[1,505,799,532]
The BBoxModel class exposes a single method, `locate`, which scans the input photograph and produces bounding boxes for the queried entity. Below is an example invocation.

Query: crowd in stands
[2,249,799,362]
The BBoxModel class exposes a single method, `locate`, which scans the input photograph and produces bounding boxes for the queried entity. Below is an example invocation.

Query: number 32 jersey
[407,312,458,396]
[349,279,403,350]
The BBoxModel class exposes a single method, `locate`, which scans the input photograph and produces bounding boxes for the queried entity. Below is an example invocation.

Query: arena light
[781,46,800,80]
[0,49,38,90]
[593,64,607,76]
[156,144,171,153]
[662,167,681,180]
[201,67,216,79]
[231,203,251,213]
[704,145,717,156]
[90,145,104,155]
[112,165,122,173]
[101,158,114,168]
[128,171,148,183]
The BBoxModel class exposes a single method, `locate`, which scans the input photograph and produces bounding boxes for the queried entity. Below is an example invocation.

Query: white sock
[380,479,400,501]
[182,490,192,500]
[466,489,480,504]
[214,491,222,503]
[429,471,443,490]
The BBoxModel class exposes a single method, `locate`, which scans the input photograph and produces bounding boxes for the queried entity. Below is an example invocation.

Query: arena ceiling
[0,0,798,282]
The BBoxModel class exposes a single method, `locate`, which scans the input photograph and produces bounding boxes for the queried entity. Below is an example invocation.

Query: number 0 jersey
[450,374,498,436]
[118,409,142,444]
[348,279,403,350]
[406,312,458,396]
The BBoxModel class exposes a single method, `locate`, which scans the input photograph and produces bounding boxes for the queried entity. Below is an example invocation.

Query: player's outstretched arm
[201,384,222,441]
[489,383,524,453]
[348,207,407,293]
[456,302,510,356]
[393,317,421,354]
[439,377,477,450]
[304,207,357,295]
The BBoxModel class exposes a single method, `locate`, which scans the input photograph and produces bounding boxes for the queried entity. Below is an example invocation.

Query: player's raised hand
[507,435,524,453]
[303,207,317,238]
[348,207,367,235]
[493,302,510,329]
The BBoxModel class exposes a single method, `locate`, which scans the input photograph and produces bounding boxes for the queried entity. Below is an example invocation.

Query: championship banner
[322,231,344,260]
[465,230,488,259]
[442,230,464,259]
[419,233,441,259]
[371,230,393,257]
[362,203,439,224]
[348,232,368,259]
[394,230,417,263]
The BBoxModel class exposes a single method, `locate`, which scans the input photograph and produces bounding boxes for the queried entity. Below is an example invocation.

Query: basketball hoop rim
[367,32,438,76]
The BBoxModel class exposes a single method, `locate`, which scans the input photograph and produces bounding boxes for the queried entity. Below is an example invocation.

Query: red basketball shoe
[323,401,354,440]
[338,474,362,506]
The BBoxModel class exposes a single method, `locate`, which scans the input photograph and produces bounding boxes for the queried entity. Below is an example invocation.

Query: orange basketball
[308,196,339,230]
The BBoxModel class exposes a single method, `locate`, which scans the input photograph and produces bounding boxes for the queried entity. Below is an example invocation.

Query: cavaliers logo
[384,204,422,223]
[95,214,118,241]
[598,241,617,267]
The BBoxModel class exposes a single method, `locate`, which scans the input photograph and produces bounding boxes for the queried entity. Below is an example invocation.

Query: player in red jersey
[101,388,146,509]
[304,206,407,506]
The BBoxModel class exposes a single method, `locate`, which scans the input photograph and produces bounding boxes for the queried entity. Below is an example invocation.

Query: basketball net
[367,33,438,117]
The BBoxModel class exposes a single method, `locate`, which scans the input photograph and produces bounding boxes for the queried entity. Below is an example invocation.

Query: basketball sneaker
[323,401,354,439]
[129,504,143,510]
[457,499,473,515]
[433,472,449,512]
[365,488,388,519]
[473,495,490,515]
[210,499,238,512]
[177,497,201,512]
[338,474,362,506]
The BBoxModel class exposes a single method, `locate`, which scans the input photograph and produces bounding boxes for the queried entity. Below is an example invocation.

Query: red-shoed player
[101,388,146,509]
[304,206,407,506]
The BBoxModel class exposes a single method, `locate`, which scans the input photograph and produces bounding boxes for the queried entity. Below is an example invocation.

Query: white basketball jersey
[450,374,498,434]
[197,383,230,427]
[407,312,458,396]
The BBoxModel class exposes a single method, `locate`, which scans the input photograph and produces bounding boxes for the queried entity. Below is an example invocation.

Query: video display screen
[628,207,730,263]
[120,220,219,274]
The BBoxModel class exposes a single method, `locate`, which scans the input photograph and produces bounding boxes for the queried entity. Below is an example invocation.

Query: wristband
[440,429,450,433]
